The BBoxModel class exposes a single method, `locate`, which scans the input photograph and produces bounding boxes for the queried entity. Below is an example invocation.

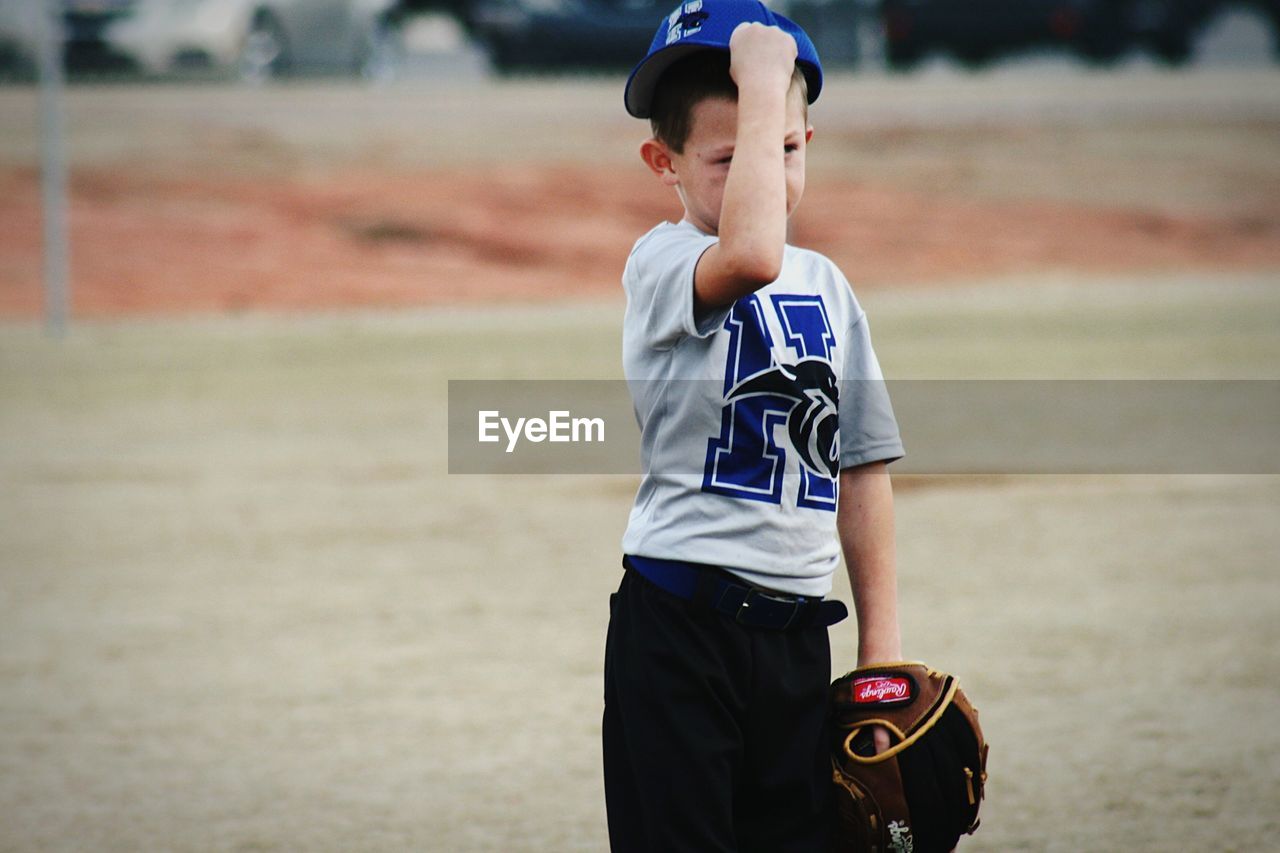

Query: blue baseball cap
[624,0,823,119]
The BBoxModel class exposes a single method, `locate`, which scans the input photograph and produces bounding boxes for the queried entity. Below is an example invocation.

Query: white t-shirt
[620,220,904,597]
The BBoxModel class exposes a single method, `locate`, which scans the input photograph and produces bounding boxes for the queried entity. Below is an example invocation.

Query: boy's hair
[649,51,808,154]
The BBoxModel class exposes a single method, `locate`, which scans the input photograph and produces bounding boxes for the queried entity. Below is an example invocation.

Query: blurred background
[2,0,1279,317]
[2,0,1280,82]
[1,1,1278,851]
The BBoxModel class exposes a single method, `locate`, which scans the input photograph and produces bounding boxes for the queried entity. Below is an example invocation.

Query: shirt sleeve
[623,224,728,351]
[839,310,906,468]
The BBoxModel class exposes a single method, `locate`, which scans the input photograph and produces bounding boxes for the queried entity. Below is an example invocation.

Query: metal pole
[36,0,70,337]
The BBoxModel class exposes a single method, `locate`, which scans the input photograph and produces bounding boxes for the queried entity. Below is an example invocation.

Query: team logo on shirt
[703,293,839,511]
[726,358,839,478]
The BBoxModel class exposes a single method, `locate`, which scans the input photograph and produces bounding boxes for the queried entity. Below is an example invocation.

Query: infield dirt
[1,70,1279,316]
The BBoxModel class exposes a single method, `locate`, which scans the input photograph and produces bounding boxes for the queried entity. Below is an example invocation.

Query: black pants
[603,568,832,853]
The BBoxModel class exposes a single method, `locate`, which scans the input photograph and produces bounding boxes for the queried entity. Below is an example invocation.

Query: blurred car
[469,0,867,74]
[877,0,1279,69]
[401,0,482,30]
[0,0,40,79]
[64,0,148,71]
[785,0,870,67]
[469,0,664,72]
[102,0,407,81]
[1100,0,1280,63]
[879,0,1131,68]
[0,0,142,77]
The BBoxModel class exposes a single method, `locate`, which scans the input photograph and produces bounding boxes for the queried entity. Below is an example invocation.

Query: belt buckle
[737,589,803,630]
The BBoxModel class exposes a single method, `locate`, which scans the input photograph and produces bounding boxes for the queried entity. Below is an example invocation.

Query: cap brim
[624,41,729,119]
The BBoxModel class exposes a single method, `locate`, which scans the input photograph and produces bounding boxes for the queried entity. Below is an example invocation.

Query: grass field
[2,273,1278,851]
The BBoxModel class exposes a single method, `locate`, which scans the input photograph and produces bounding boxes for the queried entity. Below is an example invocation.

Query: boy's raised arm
[693,22,797,313]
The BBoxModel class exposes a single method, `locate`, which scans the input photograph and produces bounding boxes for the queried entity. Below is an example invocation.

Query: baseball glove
[829,662,988,853]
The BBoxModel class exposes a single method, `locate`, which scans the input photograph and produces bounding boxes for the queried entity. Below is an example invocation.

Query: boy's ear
[639,137,680,187]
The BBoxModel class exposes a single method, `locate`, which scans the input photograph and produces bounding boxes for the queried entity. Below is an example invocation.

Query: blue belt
[623,555,848,630]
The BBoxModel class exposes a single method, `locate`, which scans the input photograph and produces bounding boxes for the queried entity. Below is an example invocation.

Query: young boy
[605,2,905,851]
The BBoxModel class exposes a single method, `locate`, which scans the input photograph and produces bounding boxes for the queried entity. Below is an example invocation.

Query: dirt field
[1,67,1279,851]
[2,279,1278,851]
[1,69,1279,316]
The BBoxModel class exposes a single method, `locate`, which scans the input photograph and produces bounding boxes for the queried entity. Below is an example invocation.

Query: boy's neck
[682,215,716,237]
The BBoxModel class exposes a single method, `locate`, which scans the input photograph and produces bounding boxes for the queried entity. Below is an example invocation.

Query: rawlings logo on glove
[852,675,913,704]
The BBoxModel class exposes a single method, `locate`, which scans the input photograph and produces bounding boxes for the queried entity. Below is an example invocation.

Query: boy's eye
[785,144,799,154]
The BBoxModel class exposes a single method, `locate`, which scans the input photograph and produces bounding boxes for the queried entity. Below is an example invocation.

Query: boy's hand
[727,22,797,93]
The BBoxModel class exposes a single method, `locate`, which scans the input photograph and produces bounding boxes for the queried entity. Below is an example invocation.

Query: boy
[605,2,905,851]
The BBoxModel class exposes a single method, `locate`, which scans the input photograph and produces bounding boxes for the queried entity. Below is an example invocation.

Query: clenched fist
[728,21,798,93]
